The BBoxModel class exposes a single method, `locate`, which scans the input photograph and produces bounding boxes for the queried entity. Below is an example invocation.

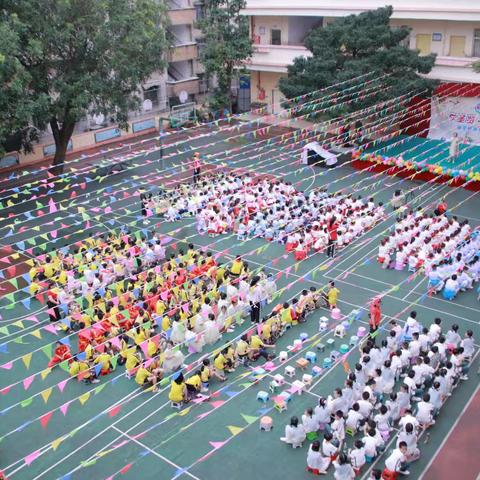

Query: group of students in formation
[157,172,386,259]
[31,229,270,387]
[30,224,340,396]
[167,282,342,404]
[280,311,474,479]
[378,208,480,300]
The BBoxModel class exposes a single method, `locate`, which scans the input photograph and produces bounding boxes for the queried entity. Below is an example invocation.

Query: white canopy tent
[301,141,338,166]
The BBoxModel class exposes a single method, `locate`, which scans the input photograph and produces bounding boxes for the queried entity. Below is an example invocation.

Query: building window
[195,4,204,19]
[143,86,160,108]
[271,29,282,45]
[474,29,480,57]
[449,35,466,57]
[416,34,431,55]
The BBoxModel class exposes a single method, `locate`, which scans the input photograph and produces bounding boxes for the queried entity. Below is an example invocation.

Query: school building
[240,0,480,112]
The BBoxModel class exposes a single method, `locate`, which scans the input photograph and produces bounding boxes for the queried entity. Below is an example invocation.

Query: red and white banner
[429,96,480,143]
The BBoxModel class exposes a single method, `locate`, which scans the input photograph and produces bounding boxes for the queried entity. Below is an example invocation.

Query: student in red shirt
[326,216,339,258]
[434,198,447,216]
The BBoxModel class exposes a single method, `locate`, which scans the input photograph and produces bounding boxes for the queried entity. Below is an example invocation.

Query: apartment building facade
[139,0,206,116]
[241,0,480,112]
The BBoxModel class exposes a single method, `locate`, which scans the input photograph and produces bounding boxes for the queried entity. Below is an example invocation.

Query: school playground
[0,118,479,480]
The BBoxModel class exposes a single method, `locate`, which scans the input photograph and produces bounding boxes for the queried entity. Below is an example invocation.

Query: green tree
[0,15,39,155]
[197,0,252,113]
[279,6,437,111]
[1,0,170,172]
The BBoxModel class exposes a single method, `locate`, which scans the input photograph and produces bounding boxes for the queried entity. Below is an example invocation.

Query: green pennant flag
[13,337,25,344]
[80,459,97,468]
[21,397,33,408]
[0,326,9,335]
[9,278,18,289]
[241,414,257,425]
[59,360,70,372]
[94,384,107,395]
[110,356,118,371]
[41,344,53,359]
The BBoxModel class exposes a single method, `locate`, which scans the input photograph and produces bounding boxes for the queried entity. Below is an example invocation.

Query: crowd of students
[280,312,474,479]
[378,209,480,299]
[157,172,385,260]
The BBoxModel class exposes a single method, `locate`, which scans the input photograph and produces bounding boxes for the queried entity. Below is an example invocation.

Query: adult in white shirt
[280,416,306,447]
[384,442,410,475]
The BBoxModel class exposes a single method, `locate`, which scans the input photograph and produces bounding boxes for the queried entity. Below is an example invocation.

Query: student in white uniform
[280,416,306,448]
[306,440,331,475]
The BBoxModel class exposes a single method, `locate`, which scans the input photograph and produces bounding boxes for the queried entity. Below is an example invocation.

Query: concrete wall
[250,71,286,112]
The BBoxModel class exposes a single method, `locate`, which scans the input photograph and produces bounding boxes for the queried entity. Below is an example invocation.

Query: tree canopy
[0,0,170,170]
[197,0,252,113]
[279,6,437,108]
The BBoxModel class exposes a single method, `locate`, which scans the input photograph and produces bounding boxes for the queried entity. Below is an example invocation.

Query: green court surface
[0,125,479,480]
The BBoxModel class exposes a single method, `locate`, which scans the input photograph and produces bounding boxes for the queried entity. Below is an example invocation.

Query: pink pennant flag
[109,336,121,349]
[108,405,122,417]
[57,379,69,393]
[60,401,71,416]
[26,315,40,323]
[120,463,132,474]
[50,230,57,239]
[209,400,225,409]
[23,375,35,390]
[1,385,12,395]
[209,441,226,449]
[285,266,292,278]
[43,323,58,335]
[24,449,41,466]
[1,361,13,370]
[140,340,150,358]
[49,199,58,213]
[40,411,53,429]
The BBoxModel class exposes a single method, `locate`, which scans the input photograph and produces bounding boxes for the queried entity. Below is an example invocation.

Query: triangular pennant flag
[23,375,35,390]
[41,344,53,359]
[227,425,243,436]
[41,387,53,404]
[209,441,227,449]
[60,401,70,416]
[22,352,33,369]
[30,329,42,339]
[41,368,52,380]
[24,449,41,466]
[108,405,122,417]
[241,414,257,425]
[79,392,90,405]
[51,436,64,451]
[21,396,33,408]
[40,411,53,429]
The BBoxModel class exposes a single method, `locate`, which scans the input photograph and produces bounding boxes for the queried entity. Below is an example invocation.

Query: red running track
[421,385,480,480]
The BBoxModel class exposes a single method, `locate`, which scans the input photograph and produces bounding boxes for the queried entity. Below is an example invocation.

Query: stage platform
[352,135,480,191]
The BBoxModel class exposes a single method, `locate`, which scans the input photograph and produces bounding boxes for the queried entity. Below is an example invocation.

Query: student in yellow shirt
[327,280,340,308]
[235,335,250,366]
[249,334,275,361]
[135,365,151,387]
[185,370,202,400]
[229,256,243,277]
[168,372,186,404]
[200,359,212,393]
[94,352,112,375]
[213,350,228,381]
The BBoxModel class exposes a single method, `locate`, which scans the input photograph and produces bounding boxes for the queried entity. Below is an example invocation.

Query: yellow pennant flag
[227,425,243,436]
[30,329,42,339]
[41,368,52,380]
[11,253,20,260]
[177,406,192,417]
[13,320,25,329]
[79,392,90,405]
[51,437,64,451]
[41,387,53,404]
[22,352,33,369]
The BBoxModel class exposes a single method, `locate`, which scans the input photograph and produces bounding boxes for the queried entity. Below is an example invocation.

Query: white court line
[418,381,480,480]
[111,426,202,480]
[329,266,480,314]
[323,274,480,327]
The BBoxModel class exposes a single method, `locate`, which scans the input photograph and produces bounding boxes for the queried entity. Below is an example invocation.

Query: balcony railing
[166,78,200,97]
[169,43,198,62]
